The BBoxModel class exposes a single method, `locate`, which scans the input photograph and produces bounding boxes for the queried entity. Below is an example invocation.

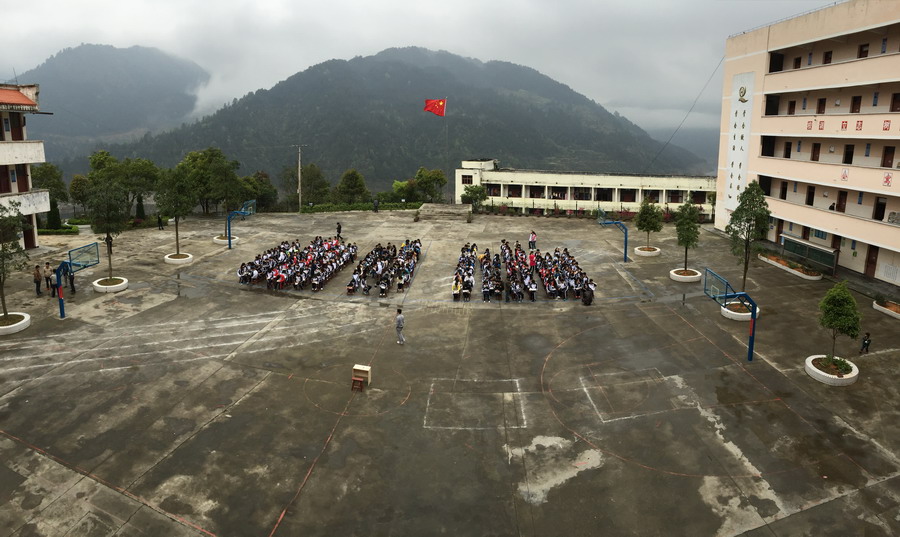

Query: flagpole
[445,97,449,203]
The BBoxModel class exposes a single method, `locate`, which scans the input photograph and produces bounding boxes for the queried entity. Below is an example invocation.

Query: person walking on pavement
[336,222,342,241]
[33,265,42,297]
[395,308,405,345]
[157,214,164,230]
[859,332,871,354]
[43,262,52,293]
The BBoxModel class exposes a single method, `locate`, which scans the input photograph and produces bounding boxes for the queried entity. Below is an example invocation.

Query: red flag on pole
[424,98,447,117]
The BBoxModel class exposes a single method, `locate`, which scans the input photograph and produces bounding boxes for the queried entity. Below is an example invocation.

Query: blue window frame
[882,38,888,54]
[9,169,16,183]
[851,240,857,250]
[813,229,827,240]
[857,192,864,204]
[808,52,813,65]
[788,222,794,231]
[865,143,871,157]
[802,97,807,110]
[797,141,802,152]
[793,181,798,193]
[874,92,879,106]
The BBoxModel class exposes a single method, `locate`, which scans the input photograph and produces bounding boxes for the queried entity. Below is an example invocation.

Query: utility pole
[297,145,302,212]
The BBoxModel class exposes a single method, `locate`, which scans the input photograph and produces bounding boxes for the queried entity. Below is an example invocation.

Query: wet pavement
[1,211,898,536]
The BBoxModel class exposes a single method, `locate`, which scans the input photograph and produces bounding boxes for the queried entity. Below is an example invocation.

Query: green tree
[243,171,279,211]
[819,281,860,360]
[460,184,488,210]
[725,181,770,292]
[634,197,664,248]
[32,163,68,230]
[331,169,371,204]
[674,202,701,271]
[69,174,91,216]
[155,166,200,255]
[301,163,331,206]
[0,201,30,320]
[391,179,417,202]
[179,148,241,215]
[411,167,447,203]
[87,151,130,281]
[119,158,159,217]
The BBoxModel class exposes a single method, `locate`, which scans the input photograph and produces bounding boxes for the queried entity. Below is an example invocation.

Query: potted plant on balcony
[634,197,663,257]
[0,201,32,335]
[670,202,702,282]
[805,281,861,386]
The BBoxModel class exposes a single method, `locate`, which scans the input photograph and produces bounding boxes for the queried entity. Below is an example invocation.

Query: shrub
[413,210,420,222]
[499,204,508,215]
[66,217,91,225]
[466,212,473,223]
[874,293,887,306]
[300,202,423,213]
[38,225,79,235]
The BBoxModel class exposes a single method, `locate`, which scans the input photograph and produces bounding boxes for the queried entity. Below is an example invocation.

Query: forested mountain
[11,44,208,160]
[43,46,705,194]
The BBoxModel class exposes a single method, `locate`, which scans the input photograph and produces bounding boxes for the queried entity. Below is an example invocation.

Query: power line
[641,55,724,174]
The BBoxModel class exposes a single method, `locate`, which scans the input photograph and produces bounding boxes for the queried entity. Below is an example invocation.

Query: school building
[0,83,49,249]
[454,159,716,219]
[717,0,900,285]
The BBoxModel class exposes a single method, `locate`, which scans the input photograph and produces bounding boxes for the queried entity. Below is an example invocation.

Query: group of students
[450,239,595,305]
[32,262,76,298]
[347,239,422,297]
[237,236,358,291]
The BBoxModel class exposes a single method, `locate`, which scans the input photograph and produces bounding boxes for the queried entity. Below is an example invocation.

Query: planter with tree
[872,294,900,320]
[670,202,702,282]
[805,281,861,386]
[0,202,32,335]
[722,182,770,320]
[757,252,822,280]
[461,184,487,215]
[633,197,663,257]
[86,151,130,293]
[156,162,201,265]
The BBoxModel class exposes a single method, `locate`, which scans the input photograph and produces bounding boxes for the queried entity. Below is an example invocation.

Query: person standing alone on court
[33,265,42,297]
[395,308,405,345]
[528,231,537,250]
[859,332,871,354]
[336,222,342,241]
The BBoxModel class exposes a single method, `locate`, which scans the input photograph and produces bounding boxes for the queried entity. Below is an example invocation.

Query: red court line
[0,429,217,537]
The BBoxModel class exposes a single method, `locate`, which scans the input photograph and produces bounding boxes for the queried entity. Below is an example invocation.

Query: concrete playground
[1,210,898,536]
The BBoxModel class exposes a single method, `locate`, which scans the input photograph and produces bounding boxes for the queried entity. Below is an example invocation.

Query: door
[779,181,788,200]
[776,219,784,241]
[882,146,895,168]
[843,145,855,165]
[9,114,23,141]
[851,96,862,113]
[836,190,848,213]
[802,226,810,240]
[865,245,879,278]
[817,98,826,114]
[806,185,816,206]
[787,101,796,115]
[811,143,821,161]
[23,216,37,249]
[0,167,9,194]
[783,142,792,159]
[873,196,887,220]
[892,93,900,112]
[793,57,802,69]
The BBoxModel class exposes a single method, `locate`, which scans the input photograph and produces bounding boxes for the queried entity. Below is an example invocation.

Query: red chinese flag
[424,98,446,117]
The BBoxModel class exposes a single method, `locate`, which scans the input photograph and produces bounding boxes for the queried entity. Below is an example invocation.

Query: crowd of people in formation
[237,236,357,291]
[451,237,596,305]
[347,239,423,297]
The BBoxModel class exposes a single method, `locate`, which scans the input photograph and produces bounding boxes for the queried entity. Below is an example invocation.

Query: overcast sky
[2,0,838,134]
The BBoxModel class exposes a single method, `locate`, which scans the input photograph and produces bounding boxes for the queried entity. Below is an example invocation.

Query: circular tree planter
[805,355,859,386]
[93,277,129,293]
[213,235,238,245]
[720,300,761,321]
[669,268,702,282]
[634,246,661,257]
[0,313,31,335]
[872,300,900,320]
[164,253,194,265]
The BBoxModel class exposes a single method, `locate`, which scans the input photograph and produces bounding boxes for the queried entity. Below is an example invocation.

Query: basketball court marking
[423,378,528,430]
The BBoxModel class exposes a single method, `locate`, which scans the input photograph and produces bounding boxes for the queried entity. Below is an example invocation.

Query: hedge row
[38,225,80,235]
[300,202,423,214]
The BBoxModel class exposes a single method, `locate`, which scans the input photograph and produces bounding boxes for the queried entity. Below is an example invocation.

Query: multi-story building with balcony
[0,84,49,249]
[717,0,900,286]
[455,159,716,218]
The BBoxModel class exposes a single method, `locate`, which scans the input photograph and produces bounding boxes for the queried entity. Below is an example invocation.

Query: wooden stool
[351,377,365,392]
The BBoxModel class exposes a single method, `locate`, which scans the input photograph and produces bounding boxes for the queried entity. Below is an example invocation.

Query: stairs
[416,203,472,221]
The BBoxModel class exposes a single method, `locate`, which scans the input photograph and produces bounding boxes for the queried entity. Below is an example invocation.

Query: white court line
[423,377,528,430]
[580,376,606,423]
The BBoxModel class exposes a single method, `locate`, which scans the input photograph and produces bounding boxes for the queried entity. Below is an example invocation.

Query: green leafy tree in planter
[31,163,69,229]
[461,184,488,211]
[69,174,91,216]
[725,181,770,292]
[119,158,159,217]
[87,151,129,282]
[674,202,701,271]
[411,167,447,203]
[243,171,279,211]
[634,197,663,249]
[155,166,201,256]
[331,169,371,204]
[0,201,30,323]
[819,281,860,363]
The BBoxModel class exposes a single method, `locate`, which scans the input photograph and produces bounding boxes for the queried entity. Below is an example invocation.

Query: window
[788,222,794,231]
[857,192,864,204]
[9,168,16,183]
[843,145,855,165]
[802,97,807,110]
[461,175,473,185]
[793,181,798,193]
[797,141,802,153]
[865,143,871,157]
[813,229,827,240]
[851,240,857,250]
[882,38,888,54]
[823,50,833,64]
[858,44,869,58]
[793,57,802,69]
[2,118,9,132]
[873,92,879,106]
[808,52,813,65]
